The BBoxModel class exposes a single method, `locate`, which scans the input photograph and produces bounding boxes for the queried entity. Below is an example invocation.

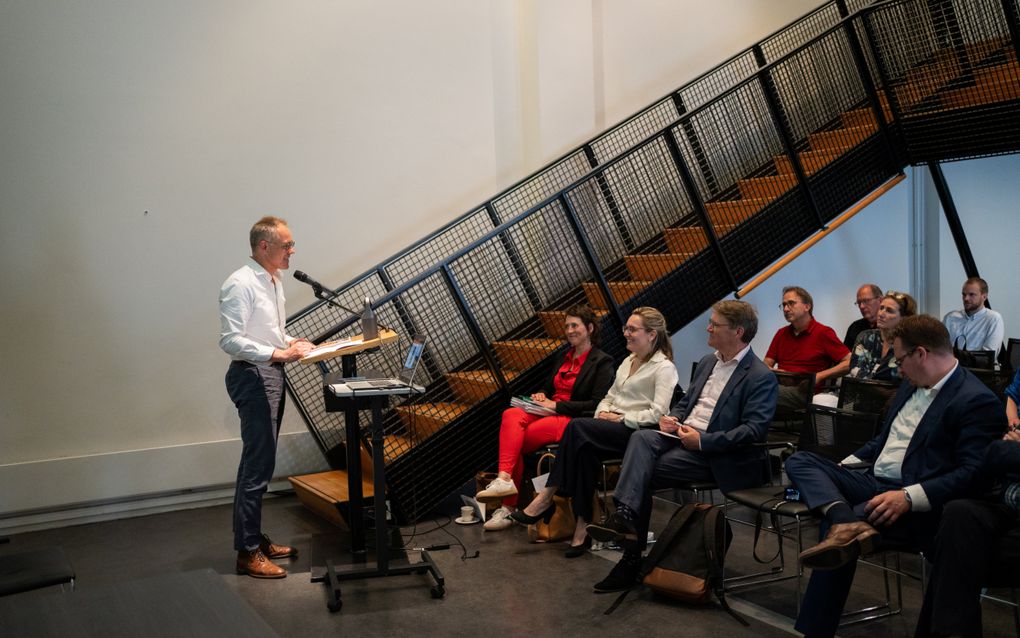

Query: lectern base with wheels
[305,334,444,612]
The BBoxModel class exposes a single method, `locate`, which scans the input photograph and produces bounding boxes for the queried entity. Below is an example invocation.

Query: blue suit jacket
[669,348,779,493]
[854,365,1006,510]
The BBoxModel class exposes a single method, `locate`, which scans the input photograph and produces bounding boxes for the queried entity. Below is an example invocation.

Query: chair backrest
[837,377,901,423]
[772,370,816,428]
[801,405,882,462]
[1005,337,1020,371]
[960,349,997,370]
[670,384,686,410]
[966,367,1011,403]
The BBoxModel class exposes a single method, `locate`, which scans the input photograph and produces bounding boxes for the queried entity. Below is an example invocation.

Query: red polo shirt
[766,317,849,382]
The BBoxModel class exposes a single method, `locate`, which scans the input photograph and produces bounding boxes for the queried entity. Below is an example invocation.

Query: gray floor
[2,491,1016,637]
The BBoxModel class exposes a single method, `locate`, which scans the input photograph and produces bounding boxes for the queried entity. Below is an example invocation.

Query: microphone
[293,270,329,294]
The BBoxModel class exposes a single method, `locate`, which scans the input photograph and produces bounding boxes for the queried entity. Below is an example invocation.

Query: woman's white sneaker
[483,506,514,531]
[476,477,517,503]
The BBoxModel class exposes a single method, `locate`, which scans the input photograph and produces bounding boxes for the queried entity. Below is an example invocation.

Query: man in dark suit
[586,300,778,592]
[915,437,1020,637]
[785,314,1006,637]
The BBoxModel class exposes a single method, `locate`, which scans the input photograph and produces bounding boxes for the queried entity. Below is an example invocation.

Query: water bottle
[361,296,378,341]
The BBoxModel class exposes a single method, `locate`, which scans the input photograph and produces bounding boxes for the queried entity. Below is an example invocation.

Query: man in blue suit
[587,300,778,592]
[786,314,1006,637]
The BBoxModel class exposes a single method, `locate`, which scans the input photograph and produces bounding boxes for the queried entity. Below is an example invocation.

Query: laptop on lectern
[343,336,426,391]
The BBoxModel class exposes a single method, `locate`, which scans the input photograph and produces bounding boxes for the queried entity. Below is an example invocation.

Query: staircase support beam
[670,93,720,198]
[558,193,626,327]
[661,129,740,293]
[752,45,826,229]
[928,162,981,281]
[484,204,544,314]
[836,0,904,169]
[440,264,509,392]
[999,0,1020,69]
[583,145,636,252]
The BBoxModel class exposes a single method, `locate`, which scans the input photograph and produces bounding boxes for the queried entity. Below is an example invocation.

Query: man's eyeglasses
[266,240,296,250]
[893,347,918,367]
[780,300,800,309]
[854,297,877,307]
[707,319,732,330]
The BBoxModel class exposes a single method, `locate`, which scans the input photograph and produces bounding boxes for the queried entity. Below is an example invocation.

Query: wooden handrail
[736,172,907,299]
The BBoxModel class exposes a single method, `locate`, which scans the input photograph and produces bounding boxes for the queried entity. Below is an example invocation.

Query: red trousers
[497,407,571,507]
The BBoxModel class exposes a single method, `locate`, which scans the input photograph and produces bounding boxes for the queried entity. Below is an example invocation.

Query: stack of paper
[510,396,557,416]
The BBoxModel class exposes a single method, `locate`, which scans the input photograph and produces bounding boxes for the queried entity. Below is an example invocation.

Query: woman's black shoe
[564,535,592,558]
[509,501,556,525]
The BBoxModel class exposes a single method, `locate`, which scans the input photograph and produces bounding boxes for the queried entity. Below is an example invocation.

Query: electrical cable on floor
[394,374,478,561]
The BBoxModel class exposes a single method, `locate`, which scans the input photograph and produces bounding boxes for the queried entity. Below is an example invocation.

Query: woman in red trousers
[476,304,614,534]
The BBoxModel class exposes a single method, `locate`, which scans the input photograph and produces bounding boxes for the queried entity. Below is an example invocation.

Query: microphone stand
[302,281,392,343]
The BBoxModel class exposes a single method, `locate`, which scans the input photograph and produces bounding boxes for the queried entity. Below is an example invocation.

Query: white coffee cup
[460,505,475,521]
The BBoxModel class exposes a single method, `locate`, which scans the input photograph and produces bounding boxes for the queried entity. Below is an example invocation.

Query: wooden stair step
[382,434,415,463]
[663,226,710,253]
[736,173,799,201]
[446,369,519,403]
[713,223,741,236]
[492,338,563,370]
[624,253,698,280]
[774,148,846,175]
[581,281,651,309]
[537,309,609,338]
[289,470,375,529]
[394,402,470,440]
[807,125,874,152]
[705,198,771,223]
[937,60,1020,109]
[841,105,893,129]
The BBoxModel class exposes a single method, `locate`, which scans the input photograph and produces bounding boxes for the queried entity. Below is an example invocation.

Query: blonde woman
[511,307,679,557]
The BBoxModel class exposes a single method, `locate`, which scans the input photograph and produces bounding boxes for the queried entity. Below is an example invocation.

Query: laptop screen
[398,336,426,384]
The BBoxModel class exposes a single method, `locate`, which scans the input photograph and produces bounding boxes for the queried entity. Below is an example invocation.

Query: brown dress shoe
[259,534,297,559]
[236,548,287,578]
[799,521,880,570]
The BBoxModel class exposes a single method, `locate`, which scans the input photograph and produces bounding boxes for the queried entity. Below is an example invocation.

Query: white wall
[936,155,1020,339]
[0,0,894,520]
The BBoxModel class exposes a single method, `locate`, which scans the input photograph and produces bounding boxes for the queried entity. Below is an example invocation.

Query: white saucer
[454,516,479,525]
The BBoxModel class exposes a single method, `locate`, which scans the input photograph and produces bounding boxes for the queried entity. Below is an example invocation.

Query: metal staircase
[284,0,1020,523]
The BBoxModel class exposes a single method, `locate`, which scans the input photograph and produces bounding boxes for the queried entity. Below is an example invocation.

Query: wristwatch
[902,488,913,510]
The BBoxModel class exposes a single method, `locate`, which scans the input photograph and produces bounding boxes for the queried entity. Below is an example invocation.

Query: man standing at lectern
[219,216,312,578]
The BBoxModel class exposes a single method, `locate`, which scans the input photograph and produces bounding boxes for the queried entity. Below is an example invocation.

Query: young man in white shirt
[943,276,1005,354]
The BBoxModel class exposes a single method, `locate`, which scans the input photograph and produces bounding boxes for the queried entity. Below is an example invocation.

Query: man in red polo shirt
[765,286,850,408]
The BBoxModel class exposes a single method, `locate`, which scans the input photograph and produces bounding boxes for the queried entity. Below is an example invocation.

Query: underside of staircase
[284,0,1020,524]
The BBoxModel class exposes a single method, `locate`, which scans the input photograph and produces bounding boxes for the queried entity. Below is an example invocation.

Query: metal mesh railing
[284,0,1020,522]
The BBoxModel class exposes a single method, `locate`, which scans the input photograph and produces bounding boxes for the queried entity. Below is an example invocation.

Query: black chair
[724,406,881,613]
[837,377,901,423]
[959,349,997,370]
[1005,338,1020,372]
[770,370,816,439]
[967,367,1012,403]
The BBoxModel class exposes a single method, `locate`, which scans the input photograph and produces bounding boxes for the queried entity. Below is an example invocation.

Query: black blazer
[541,347,615,418]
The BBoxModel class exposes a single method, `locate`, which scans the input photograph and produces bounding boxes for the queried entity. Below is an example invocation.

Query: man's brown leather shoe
[799,521,880,570]
[236,548,287,578]
[260,534,297,559]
